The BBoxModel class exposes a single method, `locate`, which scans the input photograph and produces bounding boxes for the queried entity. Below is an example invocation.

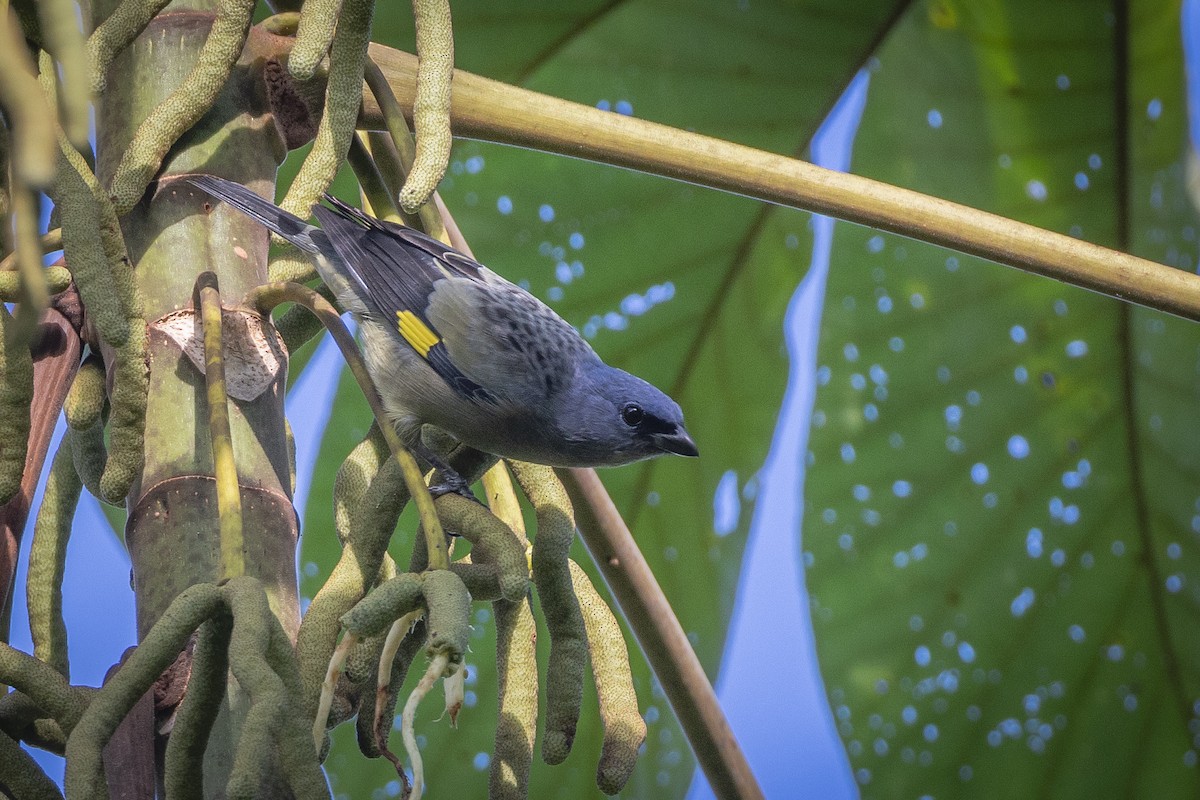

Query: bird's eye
[621,403,644,427]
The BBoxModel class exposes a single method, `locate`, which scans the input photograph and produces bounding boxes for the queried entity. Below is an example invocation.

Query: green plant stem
[559,467,764,800]
[346,134,404,224]
[363,45,1200,323]
[196,272,244,579]
[243,281,449,570]
[0,10,56,186]
[363,59,447,241]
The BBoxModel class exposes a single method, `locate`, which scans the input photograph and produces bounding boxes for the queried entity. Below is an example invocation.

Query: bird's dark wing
[310,199,498,405]
[318,194,485,280]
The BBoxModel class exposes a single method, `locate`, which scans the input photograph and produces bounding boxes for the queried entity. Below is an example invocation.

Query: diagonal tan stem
[364,45,1200,323]
[559,467,764,800]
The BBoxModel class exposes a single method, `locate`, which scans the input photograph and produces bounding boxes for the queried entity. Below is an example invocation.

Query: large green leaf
[805,0,1200,797]
[297,2,912,797]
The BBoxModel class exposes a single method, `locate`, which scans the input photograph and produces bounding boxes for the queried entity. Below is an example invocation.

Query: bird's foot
[409,439,484,506]
[428,469,479,503]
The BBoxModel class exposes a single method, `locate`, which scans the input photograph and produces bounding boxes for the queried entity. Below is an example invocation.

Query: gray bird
[190,176,698,485]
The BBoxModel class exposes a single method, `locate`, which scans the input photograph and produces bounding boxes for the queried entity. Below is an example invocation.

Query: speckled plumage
[190,176,698,468]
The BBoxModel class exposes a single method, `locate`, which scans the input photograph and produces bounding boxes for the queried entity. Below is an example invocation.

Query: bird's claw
[428,471,480,504]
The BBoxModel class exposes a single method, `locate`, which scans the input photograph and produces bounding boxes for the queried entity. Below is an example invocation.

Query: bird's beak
[653,427,699,458]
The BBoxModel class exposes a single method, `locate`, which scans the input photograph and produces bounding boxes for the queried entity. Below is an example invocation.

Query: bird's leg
[407,439,477,501]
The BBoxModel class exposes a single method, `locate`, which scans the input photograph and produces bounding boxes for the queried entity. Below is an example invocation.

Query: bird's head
[557,363,699,467]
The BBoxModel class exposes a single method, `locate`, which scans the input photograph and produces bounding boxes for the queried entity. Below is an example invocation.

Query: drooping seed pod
[508,461,587,764]
[0,305,34,503]
[287,0,344,80]
[63,354,105,431]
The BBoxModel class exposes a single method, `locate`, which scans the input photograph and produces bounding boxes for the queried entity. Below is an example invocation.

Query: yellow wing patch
[396,310,440,358]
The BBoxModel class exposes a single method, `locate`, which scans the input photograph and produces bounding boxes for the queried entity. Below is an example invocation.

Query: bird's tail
[188,175,322,254]
[189,175,375,314]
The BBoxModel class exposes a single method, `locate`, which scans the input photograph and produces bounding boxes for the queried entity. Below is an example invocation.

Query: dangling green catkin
[398,0,452,213]
[43,50,129,349]
[98,320,147,503]
[333,425,387,545]
[63,583,226,798]
[27,441,83,679]
[64,354,105,431]
[107,0,256,214]
[420,569,470,662]
[6,181,49,346]
[54,165,127,346]
[296,437,409,719]
[287,0,344,80]
[0,266,72,300]
[68,425,106,501]
[163,615,232,800]
[0,730,62,800]
[508,461,587,764]
[490,595,537,800]
[276,0,373,236]
[569,560,645,794]
[274,300,327,352]
[40,53,148,505]
[0,306,33,503]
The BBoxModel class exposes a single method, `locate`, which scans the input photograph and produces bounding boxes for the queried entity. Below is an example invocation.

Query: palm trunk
[91,1,298,792]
